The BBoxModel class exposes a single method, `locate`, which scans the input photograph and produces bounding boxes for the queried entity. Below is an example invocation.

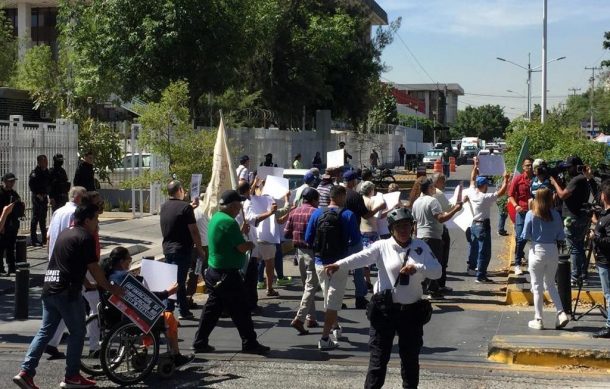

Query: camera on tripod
[536,160,567,181]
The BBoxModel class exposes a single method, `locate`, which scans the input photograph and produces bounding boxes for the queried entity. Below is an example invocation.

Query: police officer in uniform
[29,155,51,246]
[48,154,70,213]
[0,173,24,275]
[325,208,441,389]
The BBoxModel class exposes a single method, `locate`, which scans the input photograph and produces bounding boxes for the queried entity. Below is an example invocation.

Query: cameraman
[591,179,610,338]
[550,156,597,284]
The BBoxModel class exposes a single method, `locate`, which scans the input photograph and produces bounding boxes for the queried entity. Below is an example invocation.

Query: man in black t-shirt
[14,204,123,389]
[160,180,206,320]
[0,173,23,275]
[551,156,598,283]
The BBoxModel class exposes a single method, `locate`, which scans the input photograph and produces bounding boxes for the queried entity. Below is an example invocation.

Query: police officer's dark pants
[243,256,259,310]
[51,194,68,213]
[0,230,17,272]
[365,306,424,389]
[440,226,450,287]
[193,268,257,349]
[30,196,48,244]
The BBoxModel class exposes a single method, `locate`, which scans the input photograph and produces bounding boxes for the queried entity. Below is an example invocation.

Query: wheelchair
[80,292,178,385]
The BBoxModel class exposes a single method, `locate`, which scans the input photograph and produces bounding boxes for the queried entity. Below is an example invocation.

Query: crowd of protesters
[9,145,610,389]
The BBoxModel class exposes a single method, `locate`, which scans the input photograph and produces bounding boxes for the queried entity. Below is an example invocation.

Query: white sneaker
[514,266,523,275]
[528,319,544,330]
[556,311,569,329]
[332,326,342,339]
[318,337,339,350]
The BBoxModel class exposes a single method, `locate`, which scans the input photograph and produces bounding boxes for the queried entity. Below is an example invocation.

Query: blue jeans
[442,163,450,178]
[497,212,507,232]
[21,291,86,377]
[514,211,527,266]
[597,265,610,328]
[165,251,192,316]
[349,241,367,298]
[565,215,588,280]
[470,222,491,279]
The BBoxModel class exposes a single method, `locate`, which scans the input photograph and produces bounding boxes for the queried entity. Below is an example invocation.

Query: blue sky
[375,0,610,119]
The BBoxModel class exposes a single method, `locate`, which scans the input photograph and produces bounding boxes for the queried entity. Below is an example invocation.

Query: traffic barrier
[16,236,27,263]
[556,255,571,314]
[14,262,30,320]
[433,159,442,173]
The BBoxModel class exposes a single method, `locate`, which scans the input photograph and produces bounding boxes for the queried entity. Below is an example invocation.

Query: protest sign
[451,200,474,232]
[383,191,401,210]
[327,149,344,168]
[257,166,284,181]
[190,174,202,201]
[140,259,178,300]
[262,175,289,199]
[478,155,506,176]
[108,274,165,334]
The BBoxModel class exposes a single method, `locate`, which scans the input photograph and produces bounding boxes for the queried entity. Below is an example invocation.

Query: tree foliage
[0,8,16,86]
[602,31,610,68]
[10,45,60,112]
[504,118,606,171]
[452,105,510,140]
[78,119,123,183]
[368,81,398,127]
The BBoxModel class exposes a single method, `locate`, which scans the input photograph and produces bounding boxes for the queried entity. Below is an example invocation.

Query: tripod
[570,227,608,321]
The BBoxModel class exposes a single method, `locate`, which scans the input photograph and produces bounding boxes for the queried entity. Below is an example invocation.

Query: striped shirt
[316,182,333,208]
[284,203,317,249]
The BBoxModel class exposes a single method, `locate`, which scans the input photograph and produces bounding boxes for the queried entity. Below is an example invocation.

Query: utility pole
[585,66,600,135]
[568,87,581,96]
[541,0,548,123]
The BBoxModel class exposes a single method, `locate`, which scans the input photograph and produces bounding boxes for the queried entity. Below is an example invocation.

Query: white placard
[257,166,284,181]
[451,200,474,232]
[383,191,401,210]
[448,183,463,205]
[327,149,345,168]
[249,195,272,214]
[190,174,202,201]
[261,175,290,199]
[478,155,506,176]
[140,259,178,300]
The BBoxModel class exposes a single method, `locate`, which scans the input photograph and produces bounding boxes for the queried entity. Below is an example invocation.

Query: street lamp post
[497,54,565,120]
[542,0,548,123]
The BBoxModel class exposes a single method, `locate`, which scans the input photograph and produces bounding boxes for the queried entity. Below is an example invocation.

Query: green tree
[602,31,610,68]
[504,118,606,171]
[0,8,16,86]
[78,119,123,183]
[367,81,398,127]
[10,45,60,112]
[138,80,217,183]
[452,105,510,140]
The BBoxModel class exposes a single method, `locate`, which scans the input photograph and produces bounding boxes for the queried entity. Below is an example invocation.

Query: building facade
[391,83,464,127]
[2,1,59,58]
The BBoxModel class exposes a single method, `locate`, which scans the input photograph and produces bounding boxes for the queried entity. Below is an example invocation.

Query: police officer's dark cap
[219,190,246,205]
[53,154,64,161]
[2,173,17,181]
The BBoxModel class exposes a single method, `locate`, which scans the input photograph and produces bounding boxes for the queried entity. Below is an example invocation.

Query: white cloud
[378,0,610,36]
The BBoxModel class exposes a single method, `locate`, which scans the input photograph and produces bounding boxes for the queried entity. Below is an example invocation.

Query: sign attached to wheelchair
[108,274,165,333]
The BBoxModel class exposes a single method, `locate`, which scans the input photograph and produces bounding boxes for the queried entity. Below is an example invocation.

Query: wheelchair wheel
[80,314,104,376]
[100,321,160,386]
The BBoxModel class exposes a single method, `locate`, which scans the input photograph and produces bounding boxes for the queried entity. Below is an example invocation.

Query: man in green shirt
[192,190,270,355]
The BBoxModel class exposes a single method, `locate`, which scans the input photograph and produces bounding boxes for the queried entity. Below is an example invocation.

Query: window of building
[2,8,18,37]
[31,7,57,54]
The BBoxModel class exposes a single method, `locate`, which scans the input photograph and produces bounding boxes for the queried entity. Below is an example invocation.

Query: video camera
[536,160,566,180]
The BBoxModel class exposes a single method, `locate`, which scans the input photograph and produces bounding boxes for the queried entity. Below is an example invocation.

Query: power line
[464,92,568,99]
[394,33,436,84]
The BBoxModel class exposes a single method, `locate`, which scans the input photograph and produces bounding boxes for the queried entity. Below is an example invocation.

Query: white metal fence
[0,115,78,233]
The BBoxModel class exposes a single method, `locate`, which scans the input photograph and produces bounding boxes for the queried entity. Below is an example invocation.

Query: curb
[488,335,610,369]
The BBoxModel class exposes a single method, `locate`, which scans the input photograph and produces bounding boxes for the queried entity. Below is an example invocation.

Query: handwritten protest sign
[190,174,202,201]
[140,259,178,300]
[108,274,165,334]
[326,149,344,169]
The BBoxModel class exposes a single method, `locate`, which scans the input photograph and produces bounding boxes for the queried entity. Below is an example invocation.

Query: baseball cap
[475,176,488,187]
[240,155,249,163]
[219,190,246,205]
[301,187,319,202]
[343,170,359,182]
[2,173,17,181]
[565,156,583,167]
[304,171,316,183]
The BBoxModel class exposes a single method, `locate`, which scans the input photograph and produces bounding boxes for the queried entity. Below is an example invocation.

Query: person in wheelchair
[101,246,194,368]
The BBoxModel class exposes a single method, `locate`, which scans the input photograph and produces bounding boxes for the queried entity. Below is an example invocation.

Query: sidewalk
[0,214,163,296]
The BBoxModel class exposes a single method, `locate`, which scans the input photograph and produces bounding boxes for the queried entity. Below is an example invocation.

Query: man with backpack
[305,185,360,350]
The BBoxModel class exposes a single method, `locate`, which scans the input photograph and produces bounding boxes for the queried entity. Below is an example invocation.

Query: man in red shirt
[508,157,534,275]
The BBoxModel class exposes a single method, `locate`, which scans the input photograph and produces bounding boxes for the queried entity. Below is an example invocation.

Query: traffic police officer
[29,155,51,246]
[325,208,441,389]
[0,173,24,275]
[48,154,70,212]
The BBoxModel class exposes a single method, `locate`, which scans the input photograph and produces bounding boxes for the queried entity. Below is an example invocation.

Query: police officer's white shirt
[335,238,442,304]
[467,184,499,221]
[47,201,77,258]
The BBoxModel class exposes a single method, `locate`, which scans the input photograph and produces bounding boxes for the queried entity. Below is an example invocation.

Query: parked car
[422,149,443,168]
[101,153,152,188]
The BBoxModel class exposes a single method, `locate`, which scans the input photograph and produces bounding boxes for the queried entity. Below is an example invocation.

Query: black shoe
[438,286,453,293]
[192,344,215,353]
[366,282,374,292]
[31,241,42,247]
[45,345,65,360]
[498,230,509,236]
[242,343,270,355]
[475,277,494,284]
[173,353,195,367]
[592,327,610,339]
[87,350,100,359]
[355,297,369,309]
[178,312,195,320]
[428,290,444,299]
